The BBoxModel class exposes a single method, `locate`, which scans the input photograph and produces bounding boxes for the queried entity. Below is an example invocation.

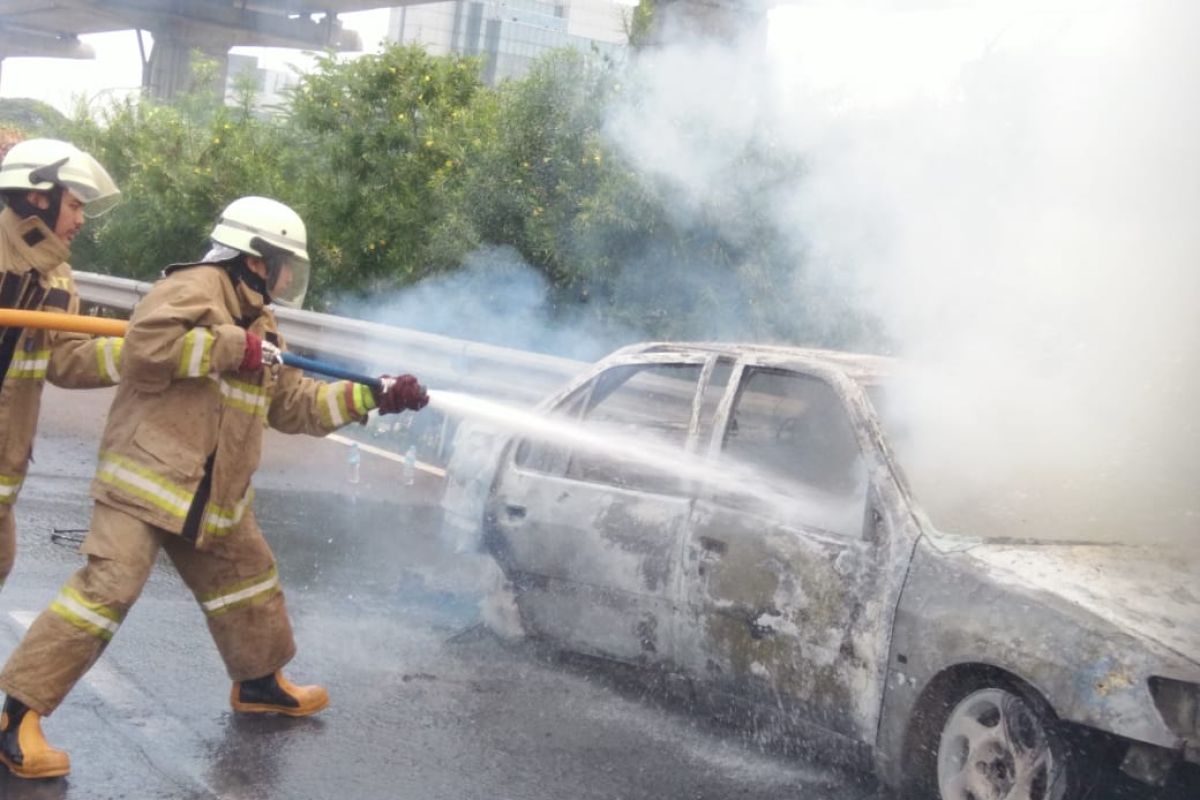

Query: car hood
[945,539,1200,665]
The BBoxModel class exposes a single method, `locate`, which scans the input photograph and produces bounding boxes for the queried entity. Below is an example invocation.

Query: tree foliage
[286,45,491,303]
[0,98,67,135]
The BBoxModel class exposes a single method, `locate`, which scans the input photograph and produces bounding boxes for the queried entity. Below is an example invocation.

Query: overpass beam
[0,27,95,60]
[103,0,362,51]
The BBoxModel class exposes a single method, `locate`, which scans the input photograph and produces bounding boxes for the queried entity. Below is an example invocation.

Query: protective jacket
[89,263,375,550]
[0,208,122,519]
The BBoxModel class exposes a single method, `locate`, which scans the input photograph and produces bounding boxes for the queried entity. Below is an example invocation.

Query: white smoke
[605,0,1200,542]
[336,244,635,361]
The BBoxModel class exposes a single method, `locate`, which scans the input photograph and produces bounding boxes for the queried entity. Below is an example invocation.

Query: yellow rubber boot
[231,671,328,717]
[0,697,70,779]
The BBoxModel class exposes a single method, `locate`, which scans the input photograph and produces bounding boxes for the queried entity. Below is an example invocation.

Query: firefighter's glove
[241,332,283,373]
[240,331,263,372]
[374,374,429,414]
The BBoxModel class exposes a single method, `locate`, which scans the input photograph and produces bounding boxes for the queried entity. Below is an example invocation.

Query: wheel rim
[936,687,1068,800]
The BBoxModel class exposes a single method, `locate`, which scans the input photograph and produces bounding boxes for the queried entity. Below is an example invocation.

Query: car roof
[613,341,896,383]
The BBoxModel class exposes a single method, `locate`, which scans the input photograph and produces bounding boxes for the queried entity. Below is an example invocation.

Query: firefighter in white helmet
[0,196,428,779]
[0,138,123,596]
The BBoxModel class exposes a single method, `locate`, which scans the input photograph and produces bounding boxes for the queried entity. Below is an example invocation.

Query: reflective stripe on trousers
[0,473,23,506]
[199,565,280,618]
[49,585,123,642]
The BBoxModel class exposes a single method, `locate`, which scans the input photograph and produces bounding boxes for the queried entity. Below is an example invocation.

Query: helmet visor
[268,252,310,309]
[56,152,121,218]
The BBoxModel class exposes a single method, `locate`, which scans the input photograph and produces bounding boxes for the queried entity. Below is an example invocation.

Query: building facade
[387,0,630,85]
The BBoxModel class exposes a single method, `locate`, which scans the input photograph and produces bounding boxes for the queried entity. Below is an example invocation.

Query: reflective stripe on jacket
[90,264,374,549]
[0,208,123,506]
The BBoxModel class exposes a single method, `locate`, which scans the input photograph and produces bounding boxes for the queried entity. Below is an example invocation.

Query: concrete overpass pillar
[146,34,232,102]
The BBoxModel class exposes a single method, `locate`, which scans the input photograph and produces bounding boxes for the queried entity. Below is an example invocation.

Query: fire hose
[0,308,385,392]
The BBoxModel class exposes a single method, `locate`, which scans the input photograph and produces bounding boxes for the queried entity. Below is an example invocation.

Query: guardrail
[73,271,587,409]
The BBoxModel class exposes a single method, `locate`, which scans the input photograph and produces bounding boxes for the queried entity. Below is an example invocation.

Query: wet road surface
[0,386,882,800]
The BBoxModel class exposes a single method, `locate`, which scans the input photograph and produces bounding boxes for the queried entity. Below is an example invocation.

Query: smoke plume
[357,1,1198,544]
[606,0,1199,542]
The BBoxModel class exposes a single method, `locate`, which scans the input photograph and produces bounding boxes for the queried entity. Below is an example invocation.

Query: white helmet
[0,138,121,217]
[210,196,311,308]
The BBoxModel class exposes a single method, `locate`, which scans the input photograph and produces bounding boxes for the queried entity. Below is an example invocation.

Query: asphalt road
[0,385,881,800]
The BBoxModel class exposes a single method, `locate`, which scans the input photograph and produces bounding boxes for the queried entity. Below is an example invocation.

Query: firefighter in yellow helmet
[0,196,429,779]
[0,138,123,594]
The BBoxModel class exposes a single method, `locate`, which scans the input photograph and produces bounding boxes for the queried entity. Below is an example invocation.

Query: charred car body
[451,342,1199,799]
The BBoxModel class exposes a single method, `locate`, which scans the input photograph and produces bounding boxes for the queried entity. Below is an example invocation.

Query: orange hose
[0,309,127,337]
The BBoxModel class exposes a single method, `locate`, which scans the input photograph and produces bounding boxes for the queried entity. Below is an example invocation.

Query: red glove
[374,374,428,414]
[240,331,263,372]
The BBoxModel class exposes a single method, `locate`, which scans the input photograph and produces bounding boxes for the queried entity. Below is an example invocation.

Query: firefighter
[0,138,123,594]
[0,196,429,779]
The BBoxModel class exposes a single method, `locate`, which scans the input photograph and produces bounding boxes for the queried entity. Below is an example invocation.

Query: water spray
[0,309,384,391]
[428,389,862,527]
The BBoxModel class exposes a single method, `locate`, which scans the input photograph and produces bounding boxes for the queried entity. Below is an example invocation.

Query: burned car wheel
[936,687,1076,800]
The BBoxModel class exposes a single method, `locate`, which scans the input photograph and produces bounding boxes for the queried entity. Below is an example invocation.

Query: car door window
[721,369,867,537]
[514,384,591,475]
[555,363,703,494]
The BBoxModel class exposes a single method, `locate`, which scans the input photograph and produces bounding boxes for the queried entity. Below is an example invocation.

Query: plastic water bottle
[347,442,361,484]
[403,446,416,486]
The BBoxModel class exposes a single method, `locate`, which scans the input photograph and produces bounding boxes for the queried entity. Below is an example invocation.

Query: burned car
[457,342,1199,799]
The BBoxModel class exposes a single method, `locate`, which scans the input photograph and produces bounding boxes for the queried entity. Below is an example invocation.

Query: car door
[676,362,917,743]
[486,354,731,665]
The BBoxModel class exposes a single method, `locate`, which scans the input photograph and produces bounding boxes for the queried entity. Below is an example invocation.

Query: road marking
[327,432,447,477]
[7,610,221,798]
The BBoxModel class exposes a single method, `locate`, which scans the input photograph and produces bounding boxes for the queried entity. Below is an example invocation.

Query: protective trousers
[0,506,12,591]
[0,501,296,715]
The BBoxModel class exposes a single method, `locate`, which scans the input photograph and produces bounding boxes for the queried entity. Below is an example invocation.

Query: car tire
[933,685,1081,800]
